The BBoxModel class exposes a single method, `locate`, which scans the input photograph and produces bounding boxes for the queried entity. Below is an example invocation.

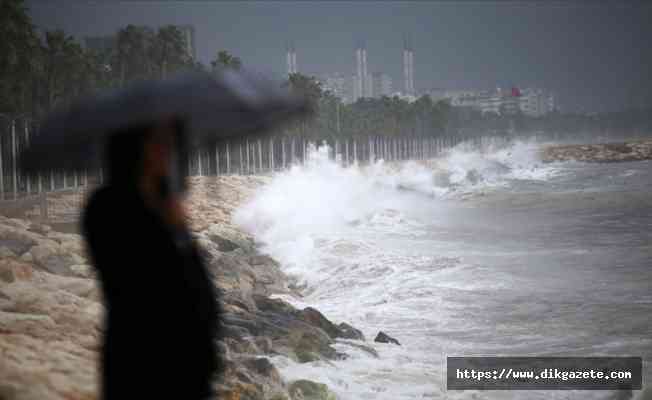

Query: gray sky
[27,0,652,113]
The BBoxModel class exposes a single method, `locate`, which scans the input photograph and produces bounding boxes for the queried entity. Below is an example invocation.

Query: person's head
[105,118,188,195]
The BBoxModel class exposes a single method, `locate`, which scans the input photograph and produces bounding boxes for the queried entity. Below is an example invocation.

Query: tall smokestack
[409,46,414,94]
[403,34,415,95]
[403,35,410,94]
[286,41,297,75]
[292,49,297,74]
[355,41,363,101]
[361,45,368,98]
[286,43,293,75]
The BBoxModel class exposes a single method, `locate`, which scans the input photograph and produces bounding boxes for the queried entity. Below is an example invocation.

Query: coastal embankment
[541,139,652,162]
[0,176,374,400]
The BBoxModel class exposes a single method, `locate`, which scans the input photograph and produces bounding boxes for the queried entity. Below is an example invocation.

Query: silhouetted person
[82,119,221,400]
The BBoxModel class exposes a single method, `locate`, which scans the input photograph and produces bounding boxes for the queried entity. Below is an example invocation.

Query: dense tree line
[282,73,452,141]
[0,0,233,119]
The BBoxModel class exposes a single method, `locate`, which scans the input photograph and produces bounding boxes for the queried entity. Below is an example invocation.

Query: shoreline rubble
[0,175,367,400]
[541,139,652,163]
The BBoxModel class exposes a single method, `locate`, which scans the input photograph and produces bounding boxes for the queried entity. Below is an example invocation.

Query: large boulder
[337,322,364,341]
[0,259,34,283]
[28,242,81,276]
[374,331,401,345]
[288,380,337,400]
[299,307,341,339]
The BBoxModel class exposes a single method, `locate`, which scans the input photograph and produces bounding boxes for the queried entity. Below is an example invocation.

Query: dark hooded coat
[82,129,220,400]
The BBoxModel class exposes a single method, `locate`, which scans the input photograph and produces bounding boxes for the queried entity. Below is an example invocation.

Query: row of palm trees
[283,72,454,141]
[0,0,246,121]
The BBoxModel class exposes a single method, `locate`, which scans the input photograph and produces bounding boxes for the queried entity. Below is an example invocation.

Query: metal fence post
[225,141,230,174]
[281,137,286,169]
[239,143,244,175]
[0,126,4,200]
[197,150,203,176]
[269,137,274,171]
[24,120,31,194]
[290,137,295,165]
[353,139,357,164]
[258,139,263,174]
[11,119,17,200]
[215,143,219,175]
[245,139,250,174]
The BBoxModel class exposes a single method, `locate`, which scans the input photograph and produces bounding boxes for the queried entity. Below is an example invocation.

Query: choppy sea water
[234,139,652,400]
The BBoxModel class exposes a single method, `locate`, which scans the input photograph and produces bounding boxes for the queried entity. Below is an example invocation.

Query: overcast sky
[26,0,652,113]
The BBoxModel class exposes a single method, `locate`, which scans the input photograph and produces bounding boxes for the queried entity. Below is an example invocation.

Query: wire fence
[0,116,647,222]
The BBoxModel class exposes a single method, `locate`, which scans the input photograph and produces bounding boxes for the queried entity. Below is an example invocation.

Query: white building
[178,25,196,60]
[445,90,484,108]
[441,87,555,116]
[403,38,415,96]
[519,88,555,117]
[354,44,371,101]
[423,88,447,101]
[320,73,349,102]
[371,72,392,98]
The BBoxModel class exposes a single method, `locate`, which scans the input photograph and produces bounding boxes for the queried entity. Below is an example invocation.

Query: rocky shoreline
[0,176,379,400]
[541,139,652,163]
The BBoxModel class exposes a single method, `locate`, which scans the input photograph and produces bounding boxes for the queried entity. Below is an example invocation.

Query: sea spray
[232,137,583,399]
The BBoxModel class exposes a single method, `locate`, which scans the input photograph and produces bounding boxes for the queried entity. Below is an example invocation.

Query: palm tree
[114,25,155,85]
[42,30,76,109]
[152,25,188,79]
[210,50,241,71]
[284,73,322,138]
[0,0,39,115]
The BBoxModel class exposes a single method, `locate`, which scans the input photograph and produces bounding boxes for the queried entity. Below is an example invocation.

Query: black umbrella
[19,69,310,173]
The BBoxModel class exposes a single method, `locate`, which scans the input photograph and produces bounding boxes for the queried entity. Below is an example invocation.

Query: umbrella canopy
[19,69,310,173]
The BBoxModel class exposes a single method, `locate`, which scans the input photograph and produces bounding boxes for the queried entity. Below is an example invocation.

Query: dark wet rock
[254,295,297,315]
[288,380,337,400]
[241,357,280,381]
[222,323,251,340]
[297,330,336,361]
[340,340,379,358]
[225,337,260,355]
[299,307,341,339]
[337,322,365,341]
[374,331,401,345]
[254,336,273,354]
[209,233,240,252]
[250,254,275,265]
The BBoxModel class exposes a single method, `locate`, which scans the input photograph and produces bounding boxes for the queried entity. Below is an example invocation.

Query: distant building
[320,73,349,102]
[403,35,415,96]
[177,25,196,60]
[392,92,418,103]
[354,42,371,101]
[519,88,555,117]
[423,88,447,101]
[440,86,555,116]
[371,72,392,98]
[445,90,479,107]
